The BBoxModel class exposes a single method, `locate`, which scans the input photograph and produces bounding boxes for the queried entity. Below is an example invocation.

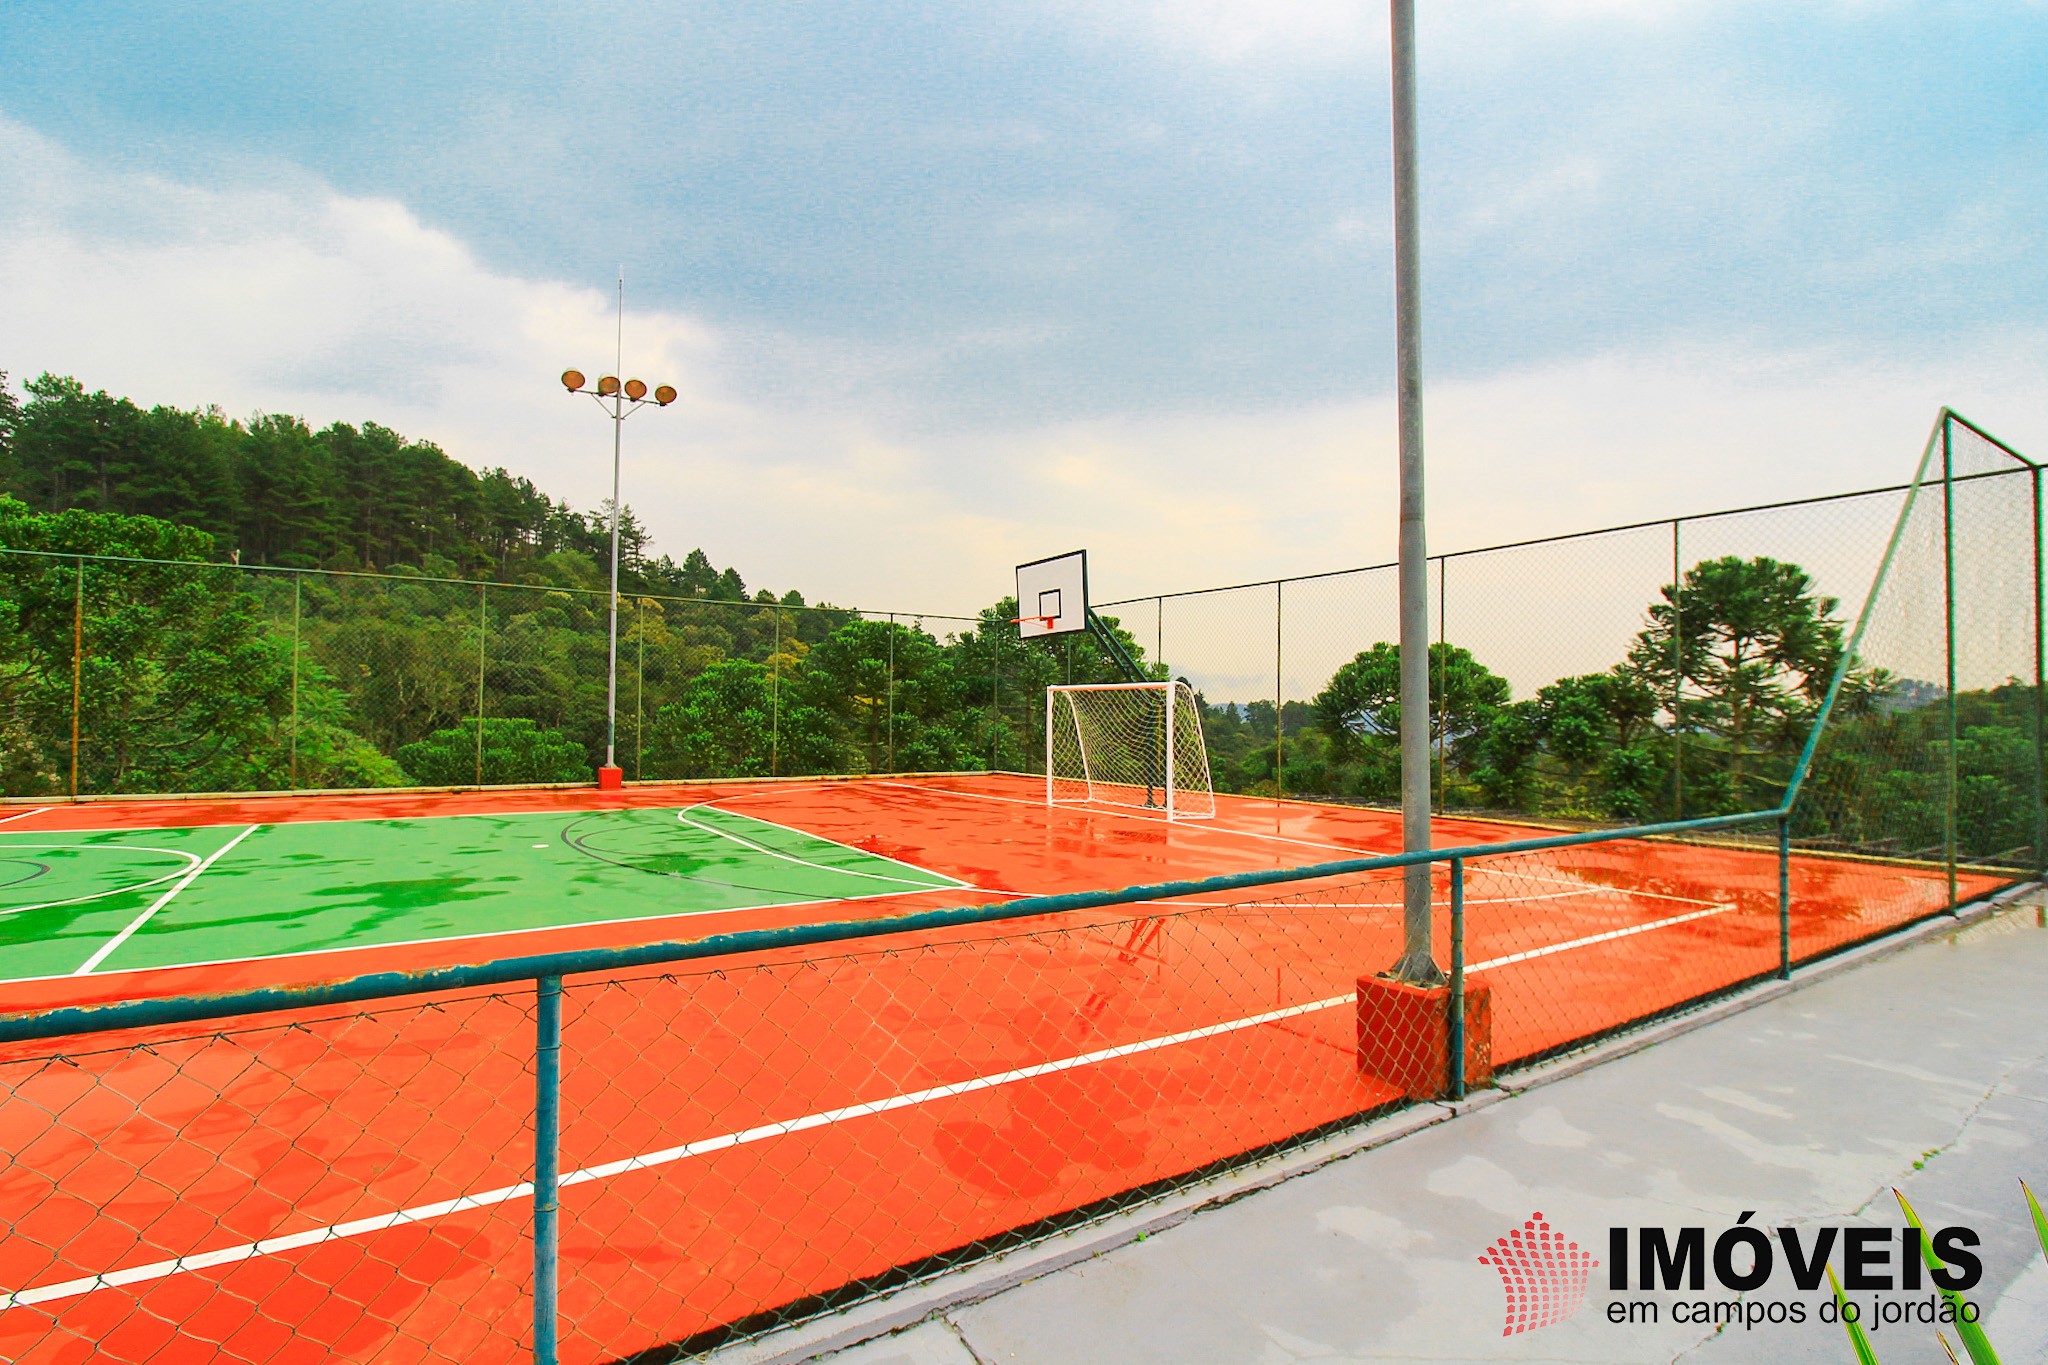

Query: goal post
[1045,681,1215,820]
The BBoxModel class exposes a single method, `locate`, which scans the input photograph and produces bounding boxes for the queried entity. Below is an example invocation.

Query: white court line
[0,900,1739,1311]
[0,879,984,990]
[1166,886,1611,910]
[674,805,966,890]
[880,780,1724,908]
[0,845,202,916]
[0,807,52,827]
[71,826,260,976]
[0,989,1345,1311]
[699,790,979,883]
[1468,904,1732,970]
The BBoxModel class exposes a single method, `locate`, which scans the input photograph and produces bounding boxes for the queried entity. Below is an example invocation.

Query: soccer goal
[1046,681,1215,820]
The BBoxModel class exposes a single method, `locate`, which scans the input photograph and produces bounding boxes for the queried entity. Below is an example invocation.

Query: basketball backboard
[1015,550,1088,638]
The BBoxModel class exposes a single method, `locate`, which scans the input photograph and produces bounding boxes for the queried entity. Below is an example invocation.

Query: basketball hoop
[1011,615,1058,631]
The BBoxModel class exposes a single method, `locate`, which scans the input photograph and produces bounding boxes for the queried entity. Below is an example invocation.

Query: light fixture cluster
[561,370,677,406]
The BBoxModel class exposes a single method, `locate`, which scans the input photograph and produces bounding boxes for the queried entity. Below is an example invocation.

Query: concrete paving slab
[812,1320,980,1365]
[810,900,2048,1365]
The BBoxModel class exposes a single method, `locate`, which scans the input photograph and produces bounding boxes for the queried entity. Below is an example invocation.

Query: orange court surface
[0,774,2002,1363]
[0,772,1987,1013]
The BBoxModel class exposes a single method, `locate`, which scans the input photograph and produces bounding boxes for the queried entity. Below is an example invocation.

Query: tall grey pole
[562,279,672,785]
[1390,0,1441,984]
[605,276,624,773]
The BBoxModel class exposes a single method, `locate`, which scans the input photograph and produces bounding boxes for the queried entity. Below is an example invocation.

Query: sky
[1,0,2045,618]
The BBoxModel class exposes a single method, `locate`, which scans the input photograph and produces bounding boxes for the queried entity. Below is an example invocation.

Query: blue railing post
[1448,856,1466,1101]
[534,975,563,1365]
[1777,817,1792,980]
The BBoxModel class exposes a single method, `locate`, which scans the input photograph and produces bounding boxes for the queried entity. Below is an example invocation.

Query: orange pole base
[1355,973,1493,1099]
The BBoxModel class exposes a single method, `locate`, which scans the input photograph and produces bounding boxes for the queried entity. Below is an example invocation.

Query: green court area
[0,806,967,982]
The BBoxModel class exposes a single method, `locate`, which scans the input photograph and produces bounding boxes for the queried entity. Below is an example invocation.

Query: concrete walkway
[735,896,2048,1365]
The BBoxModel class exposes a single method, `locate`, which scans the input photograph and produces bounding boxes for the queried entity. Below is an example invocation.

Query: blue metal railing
[0,802,1811,1362]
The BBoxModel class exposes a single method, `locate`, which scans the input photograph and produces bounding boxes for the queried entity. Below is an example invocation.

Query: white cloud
[1046,0,1722,67]
[3,112,2045,681]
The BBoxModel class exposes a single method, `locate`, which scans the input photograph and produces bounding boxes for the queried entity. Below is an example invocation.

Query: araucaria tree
[1313,642,1513,800]
[1623,555,1846,811]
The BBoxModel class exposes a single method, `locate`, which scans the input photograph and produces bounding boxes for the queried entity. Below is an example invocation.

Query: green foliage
[1627,555,1849,812]
[396,718,590,786]
[1526,671,1666,818]
[4,370,2035,867]
[1,372,783,605]
[647,659,836,778]
[0,495,389,794]
[2025,1179,2047,1263]
[1826,1266,1882,1365]
[802,619,971,773]
[1469,700,1541,809]
[1892,1189,2002,1365]
[1309,642,1512,801]
[1201,699,1319,797]
[1314,641,1509,756]
[1801,680,2041,861]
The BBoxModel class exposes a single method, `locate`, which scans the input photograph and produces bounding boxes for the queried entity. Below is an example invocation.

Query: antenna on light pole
[1389,0,1441,985]
[561,280,677,791]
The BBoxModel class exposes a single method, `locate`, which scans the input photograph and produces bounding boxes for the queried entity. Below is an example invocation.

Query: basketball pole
[1390,0,1443,985]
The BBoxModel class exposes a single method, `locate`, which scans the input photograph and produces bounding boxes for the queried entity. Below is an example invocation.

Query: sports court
[0,771,1997,1360]
[0,475,2030,1363]
[0,773,1980,1011]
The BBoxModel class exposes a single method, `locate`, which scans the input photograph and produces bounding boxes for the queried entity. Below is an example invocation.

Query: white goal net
[1045,681,1215,820]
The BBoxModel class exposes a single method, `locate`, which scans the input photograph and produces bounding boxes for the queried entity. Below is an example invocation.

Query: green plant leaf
[2024,1179,2048,1263]
[1894,1188,2002,1365]
[1828,1265,1882,1365]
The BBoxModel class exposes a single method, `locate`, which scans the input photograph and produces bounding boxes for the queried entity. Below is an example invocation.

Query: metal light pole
[562,281,676,790]
[1389,0,1442,984]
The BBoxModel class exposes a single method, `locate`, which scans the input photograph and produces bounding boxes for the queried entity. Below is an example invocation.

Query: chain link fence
[1108,413,2042,891]
[2,410,2034,832]
[0,803,1999,1363]
[3,802,1918,1365]
[0,409,2040,1361]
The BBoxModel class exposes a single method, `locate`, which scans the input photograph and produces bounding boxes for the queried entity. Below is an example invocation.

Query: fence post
[2033,464,2045,881]
[1274,581,1283,799]
[1777,815,1792,980]
[70,556,84,798]
[886,612,896,774]
[534,974,563,1365]
[1435,556,1446,813]
[1942,416,1959,911]
[1670,519,1683,820]
[772,607,782,778]
[634,599,645,781]
[1448,856,1466,1101]
[289,573,303,788]
[476,584,489,788]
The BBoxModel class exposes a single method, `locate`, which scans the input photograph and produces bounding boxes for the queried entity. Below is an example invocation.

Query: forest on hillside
[0,371,757,600]
[1,372,2038,868]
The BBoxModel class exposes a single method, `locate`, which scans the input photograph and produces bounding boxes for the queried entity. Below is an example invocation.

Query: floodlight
[624,379,648,401]
[561,369,586,392]
[654,385,677,407]
[597,375,620,396]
